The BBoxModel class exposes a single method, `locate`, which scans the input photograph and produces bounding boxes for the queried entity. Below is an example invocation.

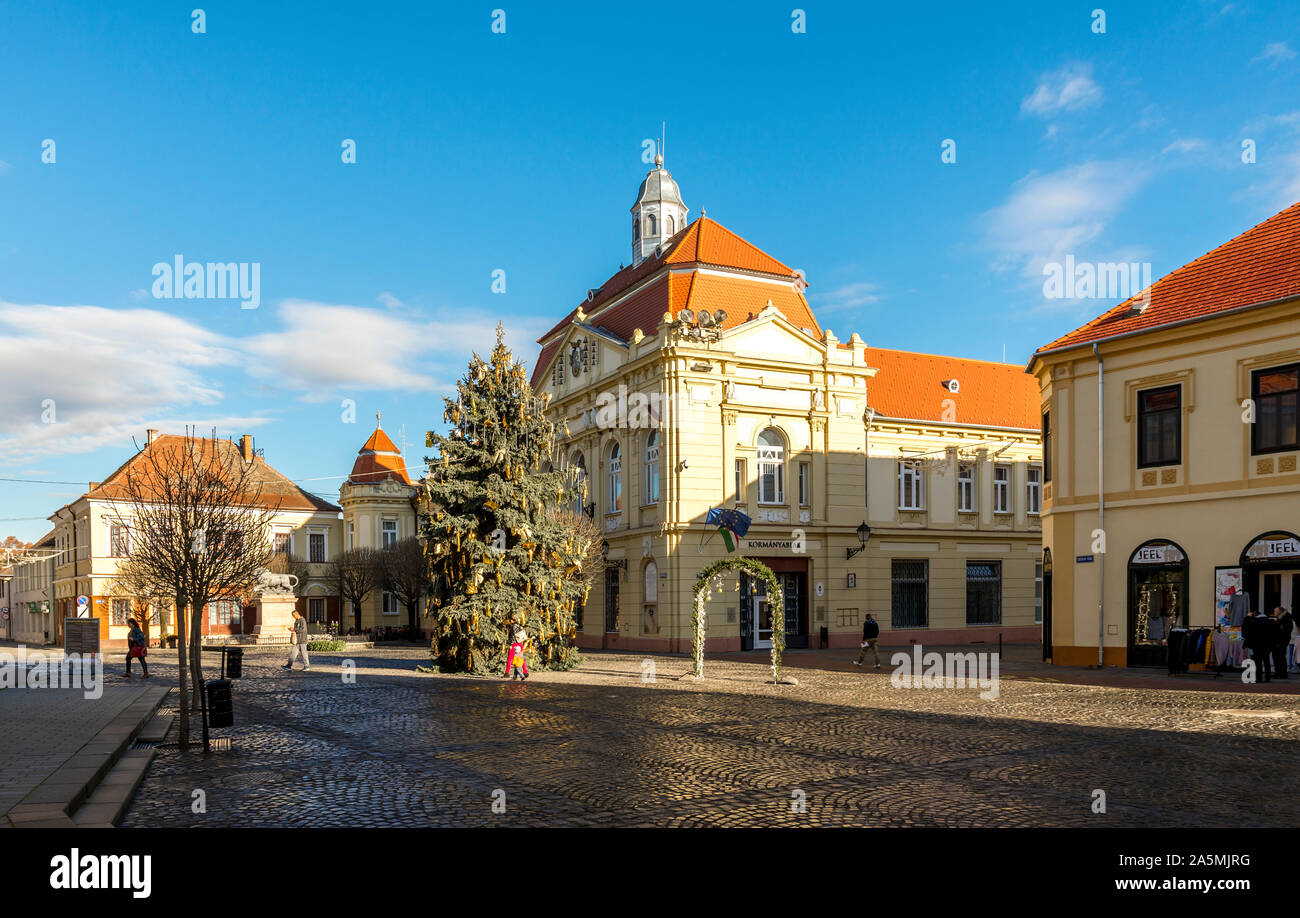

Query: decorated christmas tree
[422,326,591,674]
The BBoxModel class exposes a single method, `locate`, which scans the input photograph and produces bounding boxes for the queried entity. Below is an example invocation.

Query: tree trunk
[189,605,204,712]
[354,601,362,633]
[407,599,418,635]
[176,602,190,748]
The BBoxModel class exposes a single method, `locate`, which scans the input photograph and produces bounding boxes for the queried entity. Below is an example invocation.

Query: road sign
[1,608,8,621]
[1076,555,1095,563]
[77,595,88,606]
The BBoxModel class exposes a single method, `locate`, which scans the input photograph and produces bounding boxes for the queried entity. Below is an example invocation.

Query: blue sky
[2,0,1299,540]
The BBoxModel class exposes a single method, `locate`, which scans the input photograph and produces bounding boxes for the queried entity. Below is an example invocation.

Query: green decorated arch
[692,556,785,681]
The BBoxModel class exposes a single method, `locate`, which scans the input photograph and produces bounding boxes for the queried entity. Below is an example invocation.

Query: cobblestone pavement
[0,680,156,820]
[121,647,1300,828]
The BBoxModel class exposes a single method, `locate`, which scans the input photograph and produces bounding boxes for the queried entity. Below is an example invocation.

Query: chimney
[146,429,158,445]
[240,434,253,461]
[88,482,100,492]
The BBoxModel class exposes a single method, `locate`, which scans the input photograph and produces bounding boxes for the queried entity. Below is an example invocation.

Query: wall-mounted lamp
[845,521,871,560]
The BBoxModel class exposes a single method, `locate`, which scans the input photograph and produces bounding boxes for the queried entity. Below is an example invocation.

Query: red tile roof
[865,348,1040,430]
[349,425,413,485]
[83,435,341,513]
[1036,200,1300,355]
[530,217,814,387]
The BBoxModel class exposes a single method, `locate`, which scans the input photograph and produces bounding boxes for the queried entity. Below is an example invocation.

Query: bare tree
[268,549,312,591]
[109,429,278,747]
[381,537,429,635]
[545,505,604,629]
[108,560,175,645]
[335,547,383,633]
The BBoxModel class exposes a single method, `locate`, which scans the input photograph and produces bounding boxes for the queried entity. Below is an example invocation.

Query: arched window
[757,428,785,504]
[645,213,657,236]
[666,215,675,234]
[645,430,660,503]
[608,442,623,512]
[633,216,640,240]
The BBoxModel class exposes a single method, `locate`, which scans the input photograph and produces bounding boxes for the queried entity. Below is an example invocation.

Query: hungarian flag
[706,507,752,553]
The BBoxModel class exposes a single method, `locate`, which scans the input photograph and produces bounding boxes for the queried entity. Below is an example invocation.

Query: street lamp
[846,521,871,560]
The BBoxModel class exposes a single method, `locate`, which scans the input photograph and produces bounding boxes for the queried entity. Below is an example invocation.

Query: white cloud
[981,161,1150,287]
[812,281,882,312]
[1250,42,1296,68]
[1161,138,1208,154]
[0,303,250,465]
[376,291,404,309]
[1021,63,1102,116]
[0,299,552,461]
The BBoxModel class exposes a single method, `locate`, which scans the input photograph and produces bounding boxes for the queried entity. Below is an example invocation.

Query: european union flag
[706,507,752,552]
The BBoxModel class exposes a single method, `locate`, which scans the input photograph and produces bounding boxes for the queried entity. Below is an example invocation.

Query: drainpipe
[1093,342,1105,668]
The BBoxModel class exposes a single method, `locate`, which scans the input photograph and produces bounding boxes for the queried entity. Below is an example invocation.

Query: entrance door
[1261,571,1300,614]
[753,594,773,650]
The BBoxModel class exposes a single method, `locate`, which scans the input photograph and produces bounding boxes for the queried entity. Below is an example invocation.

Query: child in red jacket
[506,624,530,681]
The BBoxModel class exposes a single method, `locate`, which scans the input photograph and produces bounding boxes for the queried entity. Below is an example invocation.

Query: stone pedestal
[253,594,299,644]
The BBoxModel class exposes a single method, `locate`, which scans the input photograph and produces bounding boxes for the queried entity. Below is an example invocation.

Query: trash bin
[206,679,234,728]
[225,647,243,679]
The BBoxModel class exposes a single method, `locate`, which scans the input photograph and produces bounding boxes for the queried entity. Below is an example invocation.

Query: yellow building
[1029,201,1300,667]
[48,431,343,649]
[532,161,1043,653]
[338,420,420,633]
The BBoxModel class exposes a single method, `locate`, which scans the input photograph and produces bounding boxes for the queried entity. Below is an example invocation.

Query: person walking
[1243,609,1275,683]
[506,623,529,681]
[852,613,881,668]
[124,616,149,678]
[1273,606,1293,680]
[283,609,311,671]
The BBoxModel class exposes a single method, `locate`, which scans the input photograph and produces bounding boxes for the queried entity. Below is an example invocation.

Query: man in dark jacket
[852,613,880,668]
[1243,610,1275,682]
[1272,606,1293,679]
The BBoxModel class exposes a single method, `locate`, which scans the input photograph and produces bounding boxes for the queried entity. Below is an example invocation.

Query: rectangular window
[1027,466,1042,515]
[734,459,746,503]
[1041,409,1052,482]
[604,569,620,633]
[208,599,241,626]
[957,464,975,513]
[273,531,291,555]
[798,462,810,507]
[347,522,354,550]
[382,591,399,616]
[757,449,784,504]
[891,560,928,628]
[966,561,1002,625]
[898,461,924,510]
[381,520,398,549]
[993,465,1011,514]
[609,451,623,512]
[309,532,326,562]
[111,599,131,625]
[1034,561,1044,625]
[110,523,130,558]
[1252,363,1299,454]
[308,597,325,623]
[1137,384,1182,467]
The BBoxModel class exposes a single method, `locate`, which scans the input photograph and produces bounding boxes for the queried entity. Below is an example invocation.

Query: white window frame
[644,431,660,504]
[734,458,746,504]
[993,465,1011,515]
[608,442,622,513]
[109,522,131,558]
[757,429,785,505]
[957,464,975,513]
[383,591,399,616]
[381,519,399,549]
[347,522,354,550]
[273,530,292,555]
[798,462,810,507]
[308,529,328,563]
[898,461,924,510]
[1027,466,1042,516]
